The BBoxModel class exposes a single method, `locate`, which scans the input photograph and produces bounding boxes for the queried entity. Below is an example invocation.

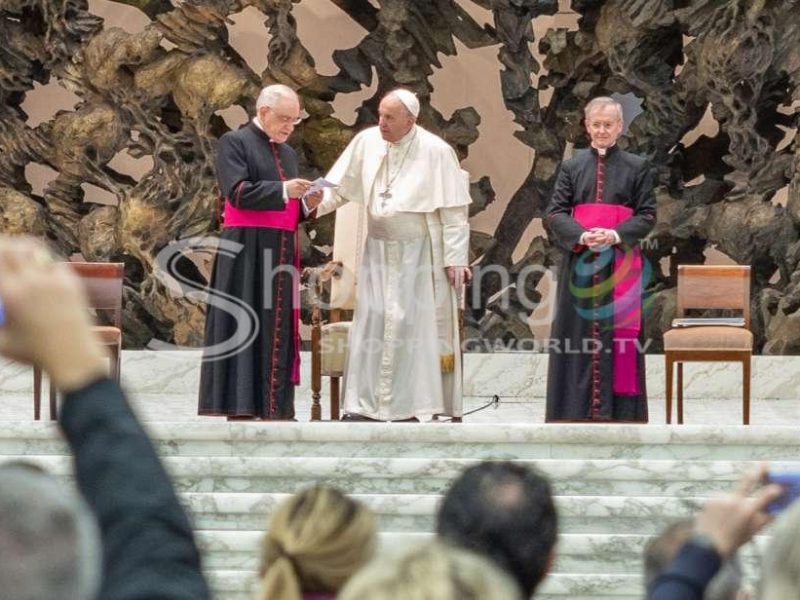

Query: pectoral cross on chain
[378,129,416,208]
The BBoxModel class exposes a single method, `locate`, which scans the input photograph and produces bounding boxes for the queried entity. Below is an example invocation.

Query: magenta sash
[573,203,641,396]
[222,196,300,231]
[222,190,301,385]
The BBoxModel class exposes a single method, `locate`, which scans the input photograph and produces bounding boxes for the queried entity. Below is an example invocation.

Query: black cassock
[198,122,300,419]
[545,145,656,422]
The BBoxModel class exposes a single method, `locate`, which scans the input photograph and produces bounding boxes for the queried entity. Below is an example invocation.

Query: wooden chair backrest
[330,202,367,311]
[68,262,124,329]
[676,265,751,329]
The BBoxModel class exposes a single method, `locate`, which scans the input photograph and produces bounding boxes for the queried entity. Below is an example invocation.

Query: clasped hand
[582,227,617,248]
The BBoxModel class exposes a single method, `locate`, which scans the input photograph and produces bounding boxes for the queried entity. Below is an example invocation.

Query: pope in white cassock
[309,89,472,422]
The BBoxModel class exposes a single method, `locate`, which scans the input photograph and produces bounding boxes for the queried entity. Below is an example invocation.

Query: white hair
[0,463,102,600]
[584,96,624,121]
[256,84,298,111]
[386,88,420,118]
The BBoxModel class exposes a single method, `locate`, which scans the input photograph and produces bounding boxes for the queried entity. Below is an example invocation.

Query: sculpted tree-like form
[1,0,799,353]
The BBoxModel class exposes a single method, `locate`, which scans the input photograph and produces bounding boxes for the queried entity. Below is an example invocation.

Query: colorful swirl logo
[568,245,654,330]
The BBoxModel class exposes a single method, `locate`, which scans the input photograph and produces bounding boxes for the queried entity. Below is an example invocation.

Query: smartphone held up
[766,472,800,515]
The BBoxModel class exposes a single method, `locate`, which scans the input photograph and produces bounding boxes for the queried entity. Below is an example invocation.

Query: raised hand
[0,237,107,392]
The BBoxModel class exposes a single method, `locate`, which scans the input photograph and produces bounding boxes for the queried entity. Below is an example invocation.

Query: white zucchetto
[388,89,420,118]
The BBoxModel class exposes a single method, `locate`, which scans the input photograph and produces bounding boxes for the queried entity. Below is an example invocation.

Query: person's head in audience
[435,461,558,597]
[759,499,800,599]
[644,519,749,599]
[0,461,101,600]
[259,485,376,600]
[338,539,522,599]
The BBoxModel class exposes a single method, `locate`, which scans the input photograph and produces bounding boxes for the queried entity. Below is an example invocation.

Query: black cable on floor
[438,395,500,422]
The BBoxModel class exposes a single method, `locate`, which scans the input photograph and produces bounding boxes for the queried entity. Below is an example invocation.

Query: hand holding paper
[286,178,312,198]
[301,178,339,214]
[302,177,339,199]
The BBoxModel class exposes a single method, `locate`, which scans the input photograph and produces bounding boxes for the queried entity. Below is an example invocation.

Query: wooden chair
[305,263,346,421]
[33,262,124,420]
[306,201,366,421]
[663,265,752,425]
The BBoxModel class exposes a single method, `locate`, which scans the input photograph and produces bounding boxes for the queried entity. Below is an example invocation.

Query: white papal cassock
[315,124,471,420]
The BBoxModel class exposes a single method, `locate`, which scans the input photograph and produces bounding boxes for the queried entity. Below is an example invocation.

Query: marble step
[197,530,431,572]
[123,422,800,461]
[0,417,787,598]
[182,492,711,534]
[197,530,648,574]
[5,421,800,461]
[537,574,642,598]
[149,456,800,499]
[11,453,798,497]
[204,568,644,598]
[194,529,769,575]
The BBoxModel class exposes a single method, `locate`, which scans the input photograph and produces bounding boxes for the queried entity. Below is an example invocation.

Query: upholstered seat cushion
[663,326,753,351]
[320,321,351,377]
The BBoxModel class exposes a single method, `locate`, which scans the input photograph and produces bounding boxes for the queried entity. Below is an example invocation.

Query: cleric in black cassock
[545,97,656,423]
[198,85,318,420]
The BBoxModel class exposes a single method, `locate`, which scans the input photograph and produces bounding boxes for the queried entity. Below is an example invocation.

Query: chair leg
[665,356,673,424]
[310,389,322,422]
[49,380,57,421]
[743,356,751,425]
[310,335,321,422]
[677,362,684,425]
[110,345,121,382]
[330,377,340,421]
[33,366,42,421]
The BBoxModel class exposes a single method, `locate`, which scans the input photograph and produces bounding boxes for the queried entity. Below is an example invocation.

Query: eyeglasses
[268,108,303,126]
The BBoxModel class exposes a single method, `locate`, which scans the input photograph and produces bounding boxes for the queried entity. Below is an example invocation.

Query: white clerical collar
[252,117,277,143]
[592,143,616,156]
[388,125,417,148]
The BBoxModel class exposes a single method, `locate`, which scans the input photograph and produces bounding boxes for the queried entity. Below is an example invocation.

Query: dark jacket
[61,377,211,600]
[647,540,722,600]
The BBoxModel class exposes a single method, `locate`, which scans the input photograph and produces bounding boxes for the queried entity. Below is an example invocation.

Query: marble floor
[2,349,800,425]
[3,350,800,426]
[2,389,799,427]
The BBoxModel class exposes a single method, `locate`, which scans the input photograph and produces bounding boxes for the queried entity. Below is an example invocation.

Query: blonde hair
[338,540,523,600]
[759,500,800,599]
[259,486,376,600]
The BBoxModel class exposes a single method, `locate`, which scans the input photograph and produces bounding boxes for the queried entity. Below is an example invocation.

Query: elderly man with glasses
[199,84,320,421]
